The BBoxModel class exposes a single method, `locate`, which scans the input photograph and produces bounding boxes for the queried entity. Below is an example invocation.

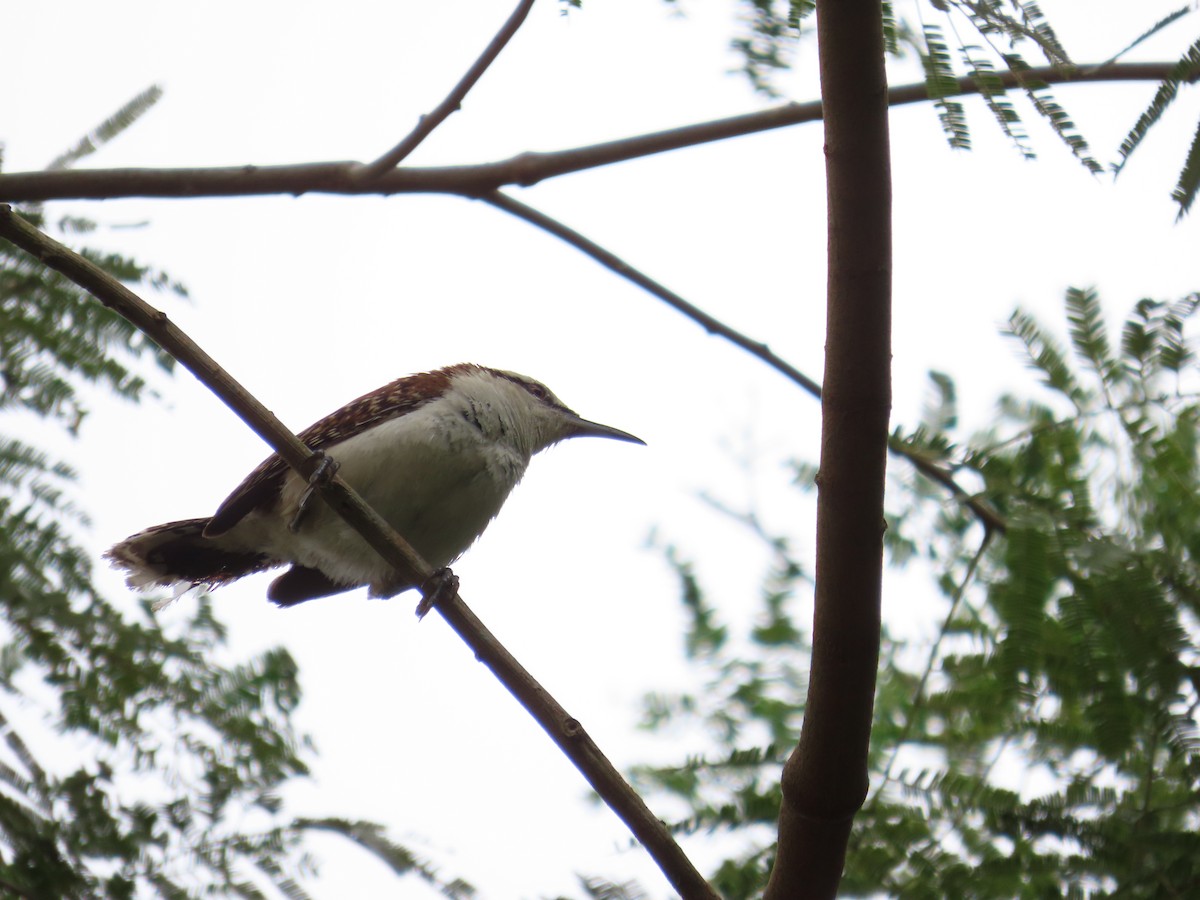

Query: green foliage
[959,42,1034,159]
[46,85,163,172]
[633,529,805,894]
[716,2,1200,211]
[909,2,1101,173]
[1001,54,1102,174]
[0,212,316,896]
[1,90,182,434]
[963,0,1070,68]
[577,875,647,900]
[1099,5,1192,69]
[294,819,475,897]
[721,0,1101,165]
[1115,34,1200,215]
[727,0,817,99]
[1,211,182,435]
[1172,114,1200,217]
[921,23,971,150]
[0,102,462,897]
[638,288,1200,897]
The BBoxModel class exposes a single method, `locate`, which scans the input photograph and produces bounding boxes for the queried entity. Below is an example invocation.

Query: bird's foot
[416,567,459,619]
[289,451,340,533]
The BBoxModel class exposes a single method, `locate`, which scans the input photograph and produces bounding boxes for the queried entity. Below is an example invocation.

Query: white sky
[3,1,1200,897]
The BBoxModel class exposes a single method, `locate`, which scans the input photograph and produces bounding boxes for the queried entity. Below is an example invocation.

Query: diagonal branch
[896,442,1007,533]
[482,189,823,397]
[356,0,536,178]
[0,63,1187,203]
[482,190,1006,532]
[0,209,434,592]
[870,527,994,805]
[0,204,718,900]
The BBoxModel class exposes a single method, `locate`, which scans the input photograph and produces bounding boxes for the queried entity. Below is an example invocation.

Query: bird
[107,363,644,606]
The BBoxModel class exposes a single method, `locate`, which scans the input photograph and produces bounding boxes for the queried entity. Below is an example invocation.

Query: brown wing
[203,366,463,536]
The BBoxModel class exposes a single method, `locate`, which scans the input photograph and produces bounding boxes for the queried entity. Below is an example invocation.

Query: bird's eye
[525,383,549,401]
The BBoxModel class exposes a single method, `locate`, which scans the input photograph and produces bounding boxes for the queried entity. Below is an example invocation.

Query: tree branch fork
[0,63,1182,203]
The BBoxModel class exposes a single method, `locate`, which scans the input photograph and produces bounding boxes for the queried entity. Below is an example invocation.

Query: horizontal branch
[0,203,718,900]
[0,63,1182,203]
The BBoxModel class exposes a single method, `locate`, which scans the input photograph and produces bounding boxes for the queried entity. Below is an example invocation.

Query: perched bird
[107,363,643,606]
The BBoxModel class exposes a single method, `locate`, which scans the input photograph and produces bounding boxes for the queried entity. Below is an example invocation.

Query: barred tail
[106,517,277,594]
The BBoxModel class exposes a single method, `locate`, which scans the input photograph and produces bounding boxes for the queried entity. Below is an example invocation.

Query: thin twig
[483,189,1007,532]
[356,0,536,178]
[0,63,1186,203]
[870,528,995,805]
[482,189,824,397]
[0,204,718,900]
[895,442,1008,534]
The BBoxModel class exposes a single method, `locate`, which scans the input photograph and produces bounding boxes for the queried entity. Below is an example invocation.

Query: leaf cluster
[1115,30,1200,217]
[0,102,465,897]
[718,0,1200,214]
[0,211,315,897]
[632,526,808,896]
[638,288,1200,897]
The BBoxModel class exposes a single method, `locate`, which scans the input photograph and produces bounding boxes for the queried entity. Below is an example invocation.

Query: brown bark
[764,1,891,896]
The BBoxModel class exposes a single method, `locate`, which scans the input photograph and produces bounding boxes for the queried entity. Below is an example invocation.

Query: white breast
[235,398,532,595]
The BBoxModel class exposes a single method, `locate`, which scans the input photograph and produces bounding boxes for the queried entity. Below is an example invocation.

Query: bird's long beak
[569,416,646,445]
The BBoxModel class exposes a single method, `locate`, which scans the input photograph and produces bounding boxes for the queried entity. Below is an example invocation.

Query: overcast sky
[3,1,1200,897]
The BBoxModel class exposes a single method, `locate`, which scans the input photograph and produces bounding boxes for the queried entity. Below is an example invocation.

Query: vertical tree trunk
[765,1,892,896]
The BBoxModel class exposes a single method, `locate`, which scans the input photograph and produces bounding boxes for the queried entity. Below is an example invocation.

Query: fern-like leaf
[1005,308,1086,408]
[579,876,648,900]
[881,0,899,55]
[1159,293,1200,372]
[961,46,1034,159]
[923,23,971,150]
[1170,112,1200,218]
[1065,287,1119,387]
[959,0,1070,67]
[45,85,163,171]
[1092,5,1193,70]
[254,859,313,900]
[1013,1,1071,67]
[292,818,473,897]
[728,0,812,99]
[1121,298,1164,378]
[1000,54,1102,173]
[1115,37,1200,176]
[1121,294,1200,378]
[924,370,959,434]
